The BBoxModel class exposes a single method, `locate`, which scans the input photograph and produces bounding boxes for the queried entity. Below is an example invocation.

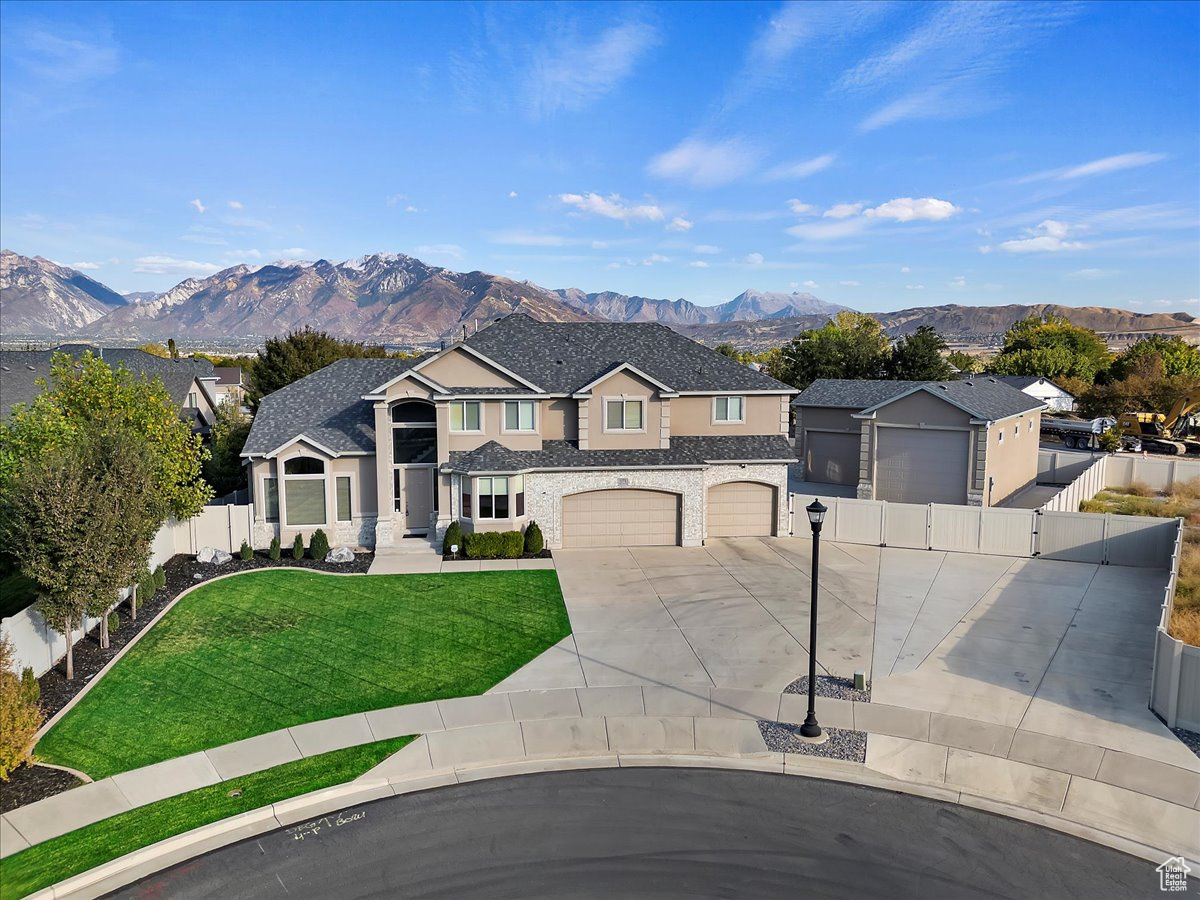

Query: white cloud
[226,249,262,260]
[788,199,818,215]
[787,218,869,241]
[667,216,693,232]
[385,194,408,206]
[823,202,864,219]
[488,230,573,247]
[693,244,721,254]
[742,252,765,265]
[900,266,910,273]
[413,244,465,262]
[275,247,309,257]
[906,284,925,290]
[134,255,221,276]
[838,280,861,287]
[689,260,710,268]
[591,240,608,249]
[227,200,244,210]
[404,206,419,213]
[523,21,659,118]
[1065,268,1118,280]
[703,209,787,223]
[998,219,1088,253]
[802,280,819,288]
[559,192,664,222]
[508,191,518,199]
[764,153,836,180]
[643,253,671,266]
[950,276,967,288]
[647,137,761,188]
[864,197,960,222]
[70,261,101,270]
[12,25,120,84]
[1020,151,1168,182]
[190,198,206,214]
[224,215,271,230]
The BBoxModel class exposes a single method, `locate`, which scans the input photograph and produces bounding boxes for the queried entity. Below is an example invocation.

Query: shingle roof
[241,357,425,456]
[0,348,213,418]
[983,374,1073,395]
[793,378,1044,421]
[460,314,794,394]
[213,366,244,386]
[442,435,797,474]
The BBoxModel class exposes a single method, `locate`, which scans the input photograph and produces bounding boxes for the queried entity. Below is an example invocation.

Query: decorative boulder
[196,546,233,565]
[326,546,355,564]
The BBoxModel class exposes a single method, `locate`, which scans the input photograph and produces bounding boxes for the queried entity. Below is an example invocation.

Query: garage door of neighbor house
[806,431,859,485]
[561,489,681,548]
[875,427,969,505]
[707,481,776,538]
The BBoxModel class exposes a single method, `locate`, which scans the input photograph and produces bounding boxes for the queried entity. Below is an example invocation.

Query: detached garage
[561,489,680,548]
[708,481,776,537]
[804,431,859,485]
[874,427,969,505]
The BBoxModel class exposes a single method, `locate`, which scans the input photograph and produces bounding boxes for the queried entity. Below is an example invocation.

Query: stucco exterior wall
[671,395,788,436]
[872,390,973,429]
[984,409,1041,505]
[586,369,665,450]
[541,398,578,441]
[446,399,543,452]
[419,348,524,388]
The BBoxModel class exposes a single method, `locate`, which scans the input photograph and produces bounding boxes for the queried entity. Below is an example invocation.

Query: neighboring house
[0,346,220,435]
[241,314,797,550]
[792,377,1044,507]
[211,366,249,410]
[984,374,1076,413]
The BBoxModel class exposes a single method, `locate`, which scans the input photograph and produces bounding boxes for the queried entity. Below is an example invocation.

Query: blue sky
[1,1,1197,312]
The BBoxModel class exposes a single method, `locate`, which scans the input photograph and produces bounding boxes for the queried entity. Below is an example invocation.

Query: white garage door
[707,481,776,538]
[561,490,681,548]
[875,428,969,505]
[806,431,859,485]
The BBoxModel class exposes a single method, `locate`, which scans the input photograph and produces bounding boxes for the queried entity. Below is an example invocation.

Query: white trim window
[263,477,279,523]
[449,400,482,432]
[283,457,327,526]
[713,396,745,424]
[503,399,536,433]
[335,475,352,522]
[477,476,510,519]
[604,397,645,432]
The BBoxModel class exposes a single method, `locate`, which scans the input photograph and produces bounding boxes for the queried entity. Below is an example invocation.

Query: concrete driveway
[490,535,1194,771]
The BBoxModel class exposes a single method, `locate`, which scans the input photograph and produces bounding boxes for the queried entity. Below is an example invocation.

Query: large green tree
[946,350,982,375]
[1107,335,1200,381]
[248,327,390,408]
[887,326,955,381]
[990,314,1112,383]
[769,312,891,388]
[0,352,210,518]
[203,398,253,497]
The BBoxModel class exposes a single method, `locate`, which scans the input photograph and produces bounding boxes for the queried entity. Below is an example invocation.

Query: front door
[404,467,433,532]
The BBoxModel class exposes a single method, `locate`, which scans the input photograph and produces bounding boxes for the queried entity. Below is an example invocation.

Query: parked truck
[1039,416,1136,451]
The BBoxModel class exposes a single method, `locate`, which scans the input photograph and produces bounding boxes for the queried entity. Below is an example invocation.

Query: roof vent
[964,380,974,386]
[939,384,949,390]
[988,377,997,383]
[555,359,563,365]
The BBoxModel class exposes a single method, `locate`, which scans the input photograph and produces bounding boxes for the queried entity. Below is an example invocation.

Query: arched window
[283,456,326,525]
[284,457,325,475]
[392,401,436,424]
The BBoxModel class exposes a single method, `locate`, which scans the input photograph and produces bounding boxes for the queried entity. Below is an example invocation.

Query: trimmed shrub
[442,520,463,554]
[153,565,166,590]
[523,521,544,555]
[309,529,330,561]
[107,611,120,634]
[292,534,305,561]
[0,635,43,779]
[269,535,282,560]
[239,540,253,561]
[19,668,39,706]
[463,530,524,559]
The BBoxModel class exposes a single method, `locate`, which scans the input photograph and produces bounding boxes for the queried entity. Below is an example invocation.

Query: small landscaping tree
[0,635,43,779]
[309,529,330,561]
[269,535,282,560]
[524,521,544,555]
[292,534,305,560]
[107,611,121,635]
[153,565,166,590]
[240,540,253,561]
[443,520,463,554]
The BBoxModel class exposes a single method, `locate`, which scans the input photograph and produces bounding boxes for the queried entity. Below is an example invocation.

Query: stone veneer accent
[253,516,378,551]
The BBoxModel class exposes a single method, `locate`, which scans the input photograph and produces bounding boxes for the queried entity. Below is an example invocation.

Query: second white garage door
[707,481,776,537]
[874,427,970,505]
[561,489,681,548]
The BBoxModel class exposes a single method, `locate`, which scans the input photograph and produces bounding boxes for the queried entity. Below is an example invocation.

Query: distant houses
[983,375,1076,413]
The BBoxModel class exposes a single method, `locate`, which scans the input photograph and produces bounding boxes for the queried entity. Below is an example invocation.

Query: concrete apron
[11,687,1199,900]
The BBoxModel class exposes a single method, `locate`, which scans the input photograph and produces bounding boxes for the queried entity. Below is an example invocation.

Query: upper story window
[392,401,436,424]
[449,400,482,432]
[503,399,536,432]
[284,457,325,475]
[605,398,644,432]
[713,396,745,423]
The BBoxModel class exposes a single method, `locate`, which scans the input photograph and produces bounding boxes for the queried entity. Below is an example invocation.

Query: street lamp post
[800,499,827,738]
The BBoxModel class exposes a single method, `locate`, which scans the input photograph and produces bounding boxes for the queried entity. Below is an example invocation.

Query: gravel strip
[784,674,871,703]
[1172,727,1200,759]
[758,721,867,762]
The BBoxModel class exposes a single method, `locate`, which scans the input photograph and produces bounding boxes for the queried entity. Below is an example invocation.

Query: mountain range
[1,249,1195,349]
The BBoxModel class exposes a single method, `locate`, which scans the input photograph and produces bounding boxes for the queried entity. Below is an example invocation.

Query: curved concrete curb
[29,750,1186,900]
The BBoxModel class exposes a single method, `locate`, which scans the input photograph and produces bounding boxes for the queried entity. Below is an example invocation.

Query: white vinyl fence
[1039,455,1108,513]
[1,505,253,677]
[1150,522,1200,732]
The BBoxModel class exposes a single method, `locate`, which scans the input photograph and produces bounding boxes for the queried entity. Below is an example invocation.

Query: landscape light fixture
[801,499,827,738]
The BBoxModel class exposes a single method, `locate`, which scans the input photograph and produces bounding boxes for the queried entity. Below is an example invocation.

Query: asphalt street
[112,768,1166,900]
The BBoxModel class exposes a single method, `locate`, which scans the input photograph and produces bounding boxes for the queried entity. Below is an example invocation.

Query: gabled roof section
[242,357,423,457]
[574,361,675,395]
[462,314,794,394]
[264,434,342,460]
[795,378,1045,422]
[412,341,543,392]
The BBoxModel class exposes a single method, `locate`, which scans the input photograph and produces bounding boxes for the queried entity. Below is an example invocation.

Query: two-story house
[240,314,798,550]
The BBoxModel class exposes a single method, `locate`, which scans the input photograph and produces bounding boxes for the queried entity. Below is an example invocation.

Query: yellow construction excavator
[1115,395,1200,455]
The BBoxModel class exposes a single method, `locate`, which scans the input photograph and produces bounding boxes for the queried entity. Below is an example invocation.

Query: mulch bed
[0,764,82,815]
[1173,727,1200,760]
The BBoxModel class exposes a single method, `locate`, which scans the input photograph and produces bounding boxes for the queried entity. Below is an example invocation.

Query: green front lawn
[0,736,414,900]
[37,569,570,779]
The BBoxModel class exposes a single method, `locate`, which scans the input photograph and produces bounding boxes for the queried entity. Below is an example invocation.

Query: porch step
[379,538,439,554]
